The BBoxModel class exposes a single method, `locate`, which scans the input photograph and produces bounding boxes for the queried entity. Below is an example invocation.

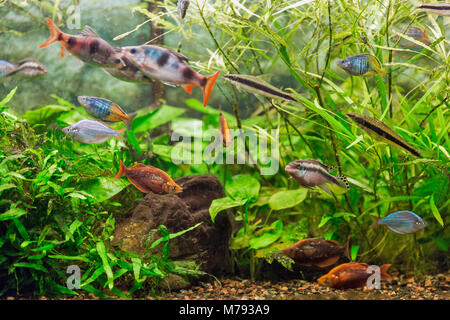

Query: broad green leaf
[249,219,283,250]
[23,104,71,126]
[13,262,48,272]
[226,174,260,202]
[269,189,308,210]
[209,197,247,223]
[351,245,360,261]
[80,177,130,204]
[132,105,185,133]
[0,86,18,110]
[0,207,26,221]
[126,130,142,157]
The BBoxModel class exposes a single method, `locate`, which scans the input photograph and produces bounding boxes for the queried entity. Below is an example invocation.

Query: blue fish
[336,54,386,76]
[62,119,124,144]
[373,211,427,234]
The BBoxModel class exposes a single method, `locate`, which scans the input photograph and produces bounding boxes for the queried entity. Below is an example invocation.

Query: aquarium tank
[0,0,448,301]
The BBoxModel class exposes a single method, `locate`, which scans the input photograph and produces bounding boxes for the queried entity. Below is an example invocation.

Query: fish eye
[114,59,121,64]
[130,48,137,54]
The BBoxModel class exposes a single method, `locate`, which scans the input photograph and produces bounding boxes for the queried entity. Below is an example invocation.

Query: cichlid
[114,160,183,194]
[282,237,351,268]
[372,211,427,234]
[39,18,126,68]
[178,0,190,19]
[416,3,450,15]
[0,60,16,77]
[285,159,350,196]
[346,112,422,157]
[103,51,155,84]
[77,96,137,129]
[62,119,124,144]
[223,74,297,102]
[391,26,431,49]
[317,262,392,289]
[122,45,220,107]
[219,112,233,147]
[336,54,386,76]
[6,58,47,78]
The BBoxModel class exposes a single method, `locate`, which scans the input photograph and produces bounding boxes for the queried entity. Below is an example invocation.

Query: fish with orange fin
[219,112,233,147]
[282,236,351,268]
[77,96,137,130]
[122,45,220,107]
[114,160,183,194]
[38,18,125,68]
[317,262,392,289]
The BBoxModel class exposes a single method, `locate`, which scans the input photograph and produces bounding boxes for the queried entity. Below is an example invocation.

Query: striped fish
[346,113,421,157]
[77,96,137,129]
[6,58,47,78]
[285,159,350,196]
[223,74,297,102]
[336,54,386,76]
[417,3,450,15]
[122,45,220,107]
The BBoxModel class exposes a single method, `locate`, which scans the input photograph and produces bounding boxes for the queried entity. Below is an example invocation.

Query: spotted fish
[39,18,125,68]
[114,160,183,194]
[285,159,350,196]
[336,54,386,76]
[62,119,124,144]
[122,45,220,107]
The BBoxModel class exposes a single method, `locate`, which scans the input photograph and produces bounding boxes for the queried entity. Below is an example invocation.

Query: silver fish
[62,119,124,144]
[178,0,190,19]
[0,60,16,78]
[6,58,47,78]
[373,211,427,234]
[285,159,349,195]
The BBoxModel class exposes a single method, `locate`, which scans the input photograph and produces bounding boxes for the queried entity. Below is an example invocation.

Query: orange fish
[317,262,392,289]
[219,112,232,147]
[38,18,125,68]
[282,237,351,268]
[114,160,183,194]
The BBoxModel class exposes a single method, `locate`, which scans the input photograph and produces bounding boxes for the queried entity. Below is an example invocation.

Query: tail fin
[115,128,125,142]
[114,160,127,179]
[201,70,220,107]
[124,112,137,131]
[380,264,392,282]
[39,18,62,49]
[344,235,351,261]
[371,215,380,229]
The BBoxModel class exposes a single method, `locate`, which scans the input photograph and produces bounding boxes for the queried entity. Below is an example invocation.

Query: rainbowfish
[62,119,124,144]
[0,60,16,77]
[317,262,392,289]
[219,112,233,147]
[282,237,351,268]
[122,45,220,107]
[372,211,427,234]
[77,96,137,129]
[223,74,297,102]
[39,18,125,68]
[336,54,386,76]
[346,113,422,157]
[178,0,190,19]
[114,160,183,194]
[416,3,450,15]
[103,51,155,84]
[285,159,350,196]
[391,26,431,49]
[6,58,47,78]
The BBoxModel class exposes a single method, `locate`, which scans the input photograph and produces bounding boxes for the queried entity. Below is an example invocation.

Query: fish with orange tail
[282,236,351,268]
[114,160,183,194]
[219,112,233,147]
[317,262,392,289]
[38,18,125,68]
[122,45,220,107]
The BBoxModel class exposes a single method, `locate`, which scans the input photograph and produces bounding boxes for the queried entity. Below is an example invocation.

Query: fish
[62,119,124,144]
[77,96,137,129]
[372,211,427,234]
[223,74,297,102]
[122,45,220,107]
[114,160,183,194]
[346,112,422,157]
[317,262,392,289]
[219,112,233,147]
[336,54,386,76]
[391,26,431,49]
[282,236,351,268]
[6,58,47,78]
[38,18,126,68]
[285,159,350,196]
[178,0,190,19]
[0,60,16,77]
[103,52,155,84]
[416,3,450,15]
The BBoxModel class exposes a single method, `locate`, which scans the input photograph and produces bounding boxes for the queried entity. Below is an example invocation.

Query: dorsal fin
[173,51,189,63]
[80,25,100,37]
[336,175,350,190]
[130,163,148,169]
